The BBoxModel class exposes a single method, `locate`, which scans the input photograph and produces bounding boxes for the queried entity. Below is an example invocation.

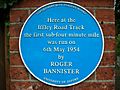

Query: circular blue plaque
[19,1,104,87]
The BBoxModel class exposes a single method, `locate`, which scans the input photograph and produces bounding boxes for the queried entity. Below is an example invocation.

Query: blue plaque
[19,1,104,87]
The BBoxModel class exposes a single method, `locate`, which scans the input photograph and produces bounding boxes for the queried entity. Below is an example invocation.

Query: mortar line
[11,79,38,82]
[11,7,114,10]
[10,22,24,25]
[95,71,97,80]
[104,36,115,39]
[10,65,24,67]
[28,9,31,15]
[93,7,114,10]
[11,79,115,82]
[93,8,96,17]
[12,7,37,10]
[99,65,115,68]
[29,73,32,80]
[100,22,115,24]
[10,37,19,39]
[104,51,115,53]
[85,80,115,82]
[10,51,19,54]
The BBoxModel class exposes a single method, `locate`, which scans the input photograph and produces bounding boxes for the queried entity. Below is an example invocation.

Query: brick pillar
[9,0,115,90]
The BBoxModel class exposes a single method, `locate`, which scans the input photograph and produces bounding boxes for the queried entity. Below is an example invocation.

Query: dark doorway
[0,9,7,90]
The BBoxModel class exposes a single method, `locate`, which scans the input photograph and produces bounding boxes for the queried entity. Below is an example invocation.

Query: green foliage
[116,34,120,56]
[7,0,18,6]
[0,0,18,8]
[0,0,6,8]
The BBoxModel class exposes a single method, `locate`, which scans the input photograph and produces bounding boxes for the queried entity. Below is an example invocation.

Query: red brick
[10,67,29,80]
[10,82,31,90]
[74,82,114,90]
[101,24,115,36]
[10,39,19,51]
[86,8,94,15]
[10,10,28,23]
[31,73,37,80]
[51,0,72,2]
[87,72,95,80]
[30,9,36,14]
[96,67,114,80]
[13,0,50,8]
[100,53,115,66]
[74,0,114,7]
[53,87,73,90]
[10,82,52,90]
[96,9,115,22]
[10,53,23,65]
[104,38,116,51]
[10,24,22,37]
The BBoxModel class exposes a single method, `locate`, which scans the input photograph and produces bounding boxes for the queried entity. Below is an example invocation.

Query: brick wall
[9,0,115,90]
